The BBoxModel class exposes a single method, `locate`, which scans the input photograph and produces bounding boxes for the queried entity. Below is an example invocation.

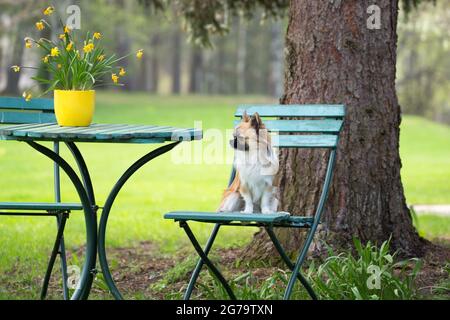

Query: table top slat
[0,123,202,144]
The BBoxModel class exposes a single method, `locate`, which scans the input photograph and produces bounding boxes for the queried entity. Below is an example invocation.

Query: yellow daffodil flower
[59,34,66,40]
[83,43,94,53]
[66,41,73,51]
[97,55,105,62]
[93,32,102,40]
[42,55,49,63]
[35,21,45,31]
[119,68,126,76]
[23,92,32,102]
[51,47,60,57]
[136,49,144,59]
[25,39,32,49]
[112,73,119,84]
[64,26,71,34]
[43,6,54,16]
[11,66,20,73]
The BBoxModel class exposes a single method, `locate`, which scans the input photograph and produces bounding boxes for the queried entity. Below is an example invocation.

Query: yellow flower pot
[54,90,95,127]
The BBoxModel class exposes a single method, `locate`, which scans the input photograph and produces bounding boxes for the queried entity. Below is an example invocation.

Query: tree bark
[245,0,425,259]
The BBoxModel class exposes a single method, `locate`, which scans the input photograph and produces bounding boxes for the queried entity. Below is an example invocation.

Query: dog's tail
[217,171,241,212]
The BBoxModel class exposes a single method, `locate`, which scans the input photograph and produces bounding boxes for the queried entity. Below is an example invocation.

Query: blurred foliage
[132,0,436,46]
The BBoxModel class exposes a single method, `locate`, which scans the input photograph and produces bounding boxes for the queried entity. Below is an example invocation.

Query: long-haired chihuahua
[218,112,279,214]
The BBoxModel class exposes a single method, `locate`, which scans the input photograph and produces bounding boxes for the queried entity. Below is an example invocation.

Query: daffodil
[83,42,94,53]
[43,6,54,16]
[64,26,71,34]
[35,21,45,31]
[119,68,126,76]
[42,55,49,63]
[50,47,60,57]
[22,91,32,102]
[112,73,119,84]
[97,54,105,62]
[66,41,73,51]
[59,34,66,40]
[93,32,102,40]
[136,49,144,59]
[11,66,20,73]
[25,39,32,49]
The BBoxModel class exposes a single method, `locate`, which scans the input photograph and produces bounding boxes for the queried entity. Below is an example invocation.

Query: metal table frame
[0,123,201,299]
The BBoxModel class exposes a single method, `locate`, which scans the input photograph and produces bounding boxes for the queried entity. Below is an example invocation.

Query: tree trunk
[146,34,160,93]
[5,28,24,94]
[171,27,182,94]
[188,45,203,93]
[245,0,425,259]
[236,17,247,95]
[115,0,131,90]
[268,20,284,98]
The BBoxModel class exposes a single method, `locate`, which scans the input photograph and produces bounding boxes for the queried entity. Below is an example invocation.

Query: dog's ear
[251,112,262,133]
[242,111,250,122]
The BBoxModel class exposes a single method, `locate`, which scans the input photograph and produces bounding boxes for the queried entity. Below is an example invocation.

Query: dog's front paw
[261,207,274,214]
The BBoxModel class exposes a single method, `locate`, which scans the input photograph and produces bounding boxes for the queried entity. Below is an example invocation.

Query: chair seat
[164,211,314,227]
[0,202,83,211]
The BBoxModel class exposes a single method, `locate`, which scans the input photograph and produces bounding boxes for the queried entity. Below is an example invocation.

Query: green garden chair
[0,97,82,299]
[164,104,345,300]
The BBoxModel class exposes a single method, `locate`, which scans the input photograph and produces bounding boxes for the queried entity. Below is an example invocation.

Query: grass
[0,92,449,299]
[400,115,450,204]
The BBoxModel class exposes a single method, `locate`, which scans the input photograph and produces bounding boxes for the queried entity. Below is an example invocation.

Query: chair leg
[57,214,70,300]
[180,222,236,300]
[184,223,220,300]
[283,228,316,300]
[265,227,318,300]
[40,213,68,300]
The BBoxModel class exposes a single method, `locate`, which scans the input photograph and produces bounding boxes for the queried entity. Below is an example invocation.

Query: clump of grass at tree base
[309,238,422,300]
[11,5,143,100]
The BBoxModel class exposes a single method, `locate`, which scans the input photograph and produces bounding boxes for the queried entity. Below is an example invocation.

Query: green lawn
[0,92,449,298]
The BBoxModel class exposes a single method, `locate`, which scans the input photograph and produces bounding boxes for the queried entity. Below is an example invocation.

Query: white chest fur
[235,150,277,203]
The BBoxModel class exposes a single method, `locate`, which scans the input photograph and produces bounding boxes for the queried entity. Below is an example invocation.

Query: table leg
[98,141,180,300]
[65,142,98,299]
[26,141,97,300]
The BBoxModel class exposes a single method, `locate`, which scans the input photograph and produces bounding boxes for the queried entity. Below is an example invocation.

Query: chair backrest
[234,104,345,149]
[0,97,55,124]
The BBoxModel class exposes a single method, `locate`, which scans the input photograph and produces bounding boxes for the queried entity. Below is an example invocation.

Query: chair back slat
[0,97,55,124]
[235,104,345,118]
[274,135,338,148]
[234,104,345,149]
[233,119,343,133]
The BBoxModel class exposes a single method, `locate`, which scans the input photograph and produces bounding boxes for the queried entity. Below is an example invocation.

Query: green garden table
[0,123,202,299]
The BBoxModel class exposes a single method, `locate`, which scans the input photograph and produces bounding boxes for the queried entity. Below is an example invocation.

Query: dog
[218,112,279,214]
